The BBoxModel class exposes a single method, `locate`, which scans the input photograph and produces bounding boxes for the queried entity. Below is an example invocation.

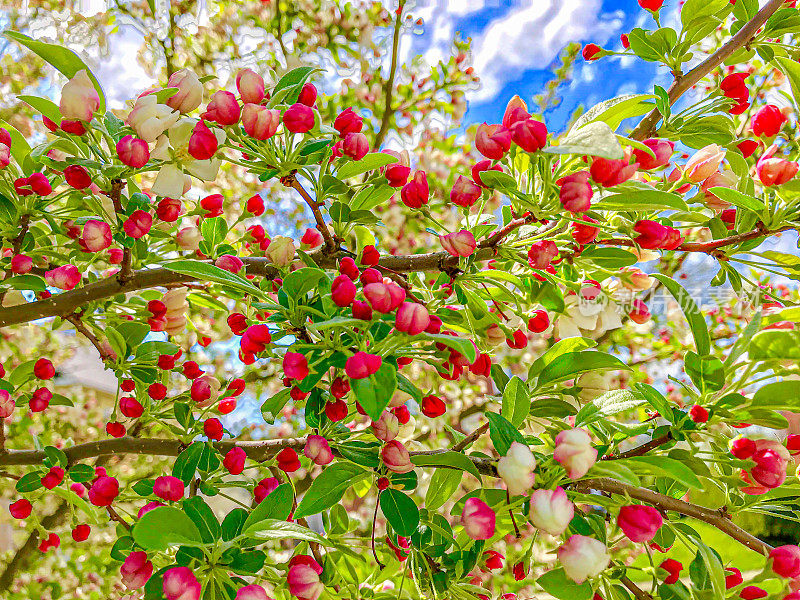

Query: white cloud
[93,25,155,108]
[469,0,624,102]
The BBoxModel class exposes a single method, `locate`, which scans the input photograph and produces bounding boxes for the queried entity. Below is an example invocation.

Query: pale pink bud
[554,428,597,479]
[127,95,180,142]
[450,175,482,207]
[372,411,400,442]
[617,504,663,542]
[475,123,511,160]
[0,389,15,418]
[287,563,324,600]
[166,69,203,113]
[619,267,653,291]
[80,219,112,252]
[265,236,295,267]
[45,264,81,290]
[363,282,405,313]
[497,441,536,496]
[701,170,738,209]
[632,138,674,170]
[163,566,201,600]
[203,90,241,125]
[629,298,651,324]
[684,144,726,182]
[176,226,202,250]
[440,230,476,258]
[242,104,280,140]
[116,135,150,168]
[304,435,334,466]
[770,545,800,578]
[236,69,265,104]
[557,535,610,583]
[153,475,184,502]
[529,487,574,536]
[0,143,9,169]
[236,584,269,600]
[395,302,430,335]
[215,254,244,274]
[559,171,593,212]
[381,440,414,473]
[527,240,558,270]
[59,70,100,122]
[120,551,153,590]
[345,351,382,379]
[461,497,496,540]
[757,145,799,187]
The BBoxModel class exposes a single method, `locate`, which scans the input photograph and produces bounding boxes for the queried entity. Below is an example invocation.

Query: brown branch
[451,422,489,452]
[373,0,406,149]
[108,180,134,283]
[602,433,672,461]
[572,478,773,555]
[65,314,115,363]
[620,575,653,600]
[286,176,337,254]
[478,215,537,249]
[629,0,785,140]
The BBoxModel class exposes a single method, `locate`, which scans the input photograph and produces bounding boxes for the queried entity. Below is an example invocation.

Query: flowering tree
[4,1,800,599]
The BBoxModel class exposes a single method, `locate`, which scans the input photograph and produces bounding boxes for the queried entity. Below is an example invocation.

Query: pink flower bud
[352,300,373,321]
[557,535,610,583]
[203,417,223,441]
[60,118,87,135]
[342,132,369,160]
[497,441,536,496]
[41,466,65,489]
[300,228,323,248]
[121,551,153,590]
[502,95,530,128]
[29,387,51,412]
[64,164,91,189]
[0,128,10,147]
[246,194,265,215]
[9,498,31,519]
[619,267,653,291]
[345,351,382,379]
[381,440,414,473]
[10,254,32,274]
[450,175,482,207]
[395,302,430,335]
[253,477,280,503]
[571,217,600,245]
[242,104,280,140]
[236,584,269,600]
[283,352,309,380]
[287,563,324,600]
[276,447,301,472]
[632,138,674,170]
[33,358,55,379]
[45,264,81,290]
[633,220,683,250]
[420,394,446,417]
[475,123,511,160]
[559,171,593,212]
[223,447,247,475]
[117,135,150,168]
[582,43,602,61]
[372,411,400,441]
[120,397,144,418]
[163,566,201,600]
[770,545,800,578]
[15,172,52,196]
[188,120,219,160]
[383,150,411,187]
[590,156,638,187]
[203,90,241,125]
[440,230,477,258]
[298,83,317,107]
[363,282,406,313]
[0,389,14,418]
[461,497,496,540]
[639,0,664,9]
[59,70,100,122]
[283,103,315,133]
[554,428,597,479]
[617,504,662,542]
[82,219,112,252]
[154,475,184,501]
[685,144,726,182]
[304,434,334,465]
[123,210,153,239]
[731,436,756,459]
[510,118,547,153]
[529,487,574,536]
[334,107,363,137]
[659,558,683,584]
[757,145,799,187]
[0,143,9,169]
[215,254,244,274]
[177,226,202,250]
[166,69,203,113]
[750,439,790,489]
[527,240,558,270]
[401,171,429,208]
[236,69,265,104]
[331,274,356,307]
[628,298,651,324]
[751,104,788,137]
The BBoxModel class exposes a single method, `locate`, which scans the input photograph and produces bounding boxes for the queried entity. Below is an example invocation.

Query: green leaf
[268,66,318,106]
[410,450,482,481]
[244,519,330,545]
[294,463,369,519]
[528,337,596,379]
[2,274,45,292]
[221,508,249,542]
[752,380,800,410]
[242,483,293,530]
[0,120,31,165]
[18,95,62,123]
[501,376,529,427]
[380,489,420,537]
[536,351,630,387]
[261,389,291,423]
[623,456,703,489]
[4,31,106,113]
[578,247,638,269]
[485,412,526,456]
[684,351,726,393]
[776,57,800,109]
[164,260,269,300]
[707,187,764,213]
[537,567,594,600]
[16,472,43,493]
[350,362,397,421]
[349,184,396,212]
[44,446,68,468]
[423,333,477,364]
[572,94,656,132]
[425,469,463,511]
[635,383,674,423]
[281,267,326,301]
[475,170,518,193]
[183,497,220,543]
[172,442,203,484]
[132,506,205,551]
[336,153,397,180]
[593,189,688,212]
[749,329,800,360]
[652,274,711,356]
[545,121,624,160]
[67,464,95,482]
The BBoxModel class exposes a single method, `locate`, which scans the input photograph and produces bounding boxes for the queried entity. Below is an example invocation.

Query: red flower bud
[475,123,511,160]
[559,171,593,212]
[203,90,241,125]
[200,193,224,218]
[334,107,363,137]
[421,394,446,417]
[400,171,429,208]
[223,447,247,474]
[188,121,218,160]
[123,210,153,239]
[64,164,92,189]
[450,175,482,207]
[345,351,382,379]
[510,118,547,153]
[276,447,301,472]
[332,274,357,307]
[156,197,182,222]
[582,43,602,60]
[283,103,315,133]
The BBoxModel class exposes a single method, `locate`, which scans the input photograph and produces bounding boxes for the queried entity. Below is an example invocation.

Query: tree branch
[629,0,785,140]
[602,433,673,461]
[373,0,406,149]
[286,175,337,254]
[572,478,773,556]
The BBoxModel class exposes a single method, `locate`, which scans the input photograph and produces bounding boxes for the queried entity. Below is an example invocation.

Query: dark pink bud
[510,118,547,153]
[400,171,429,208]
[188,121,218,160]
[450,175,482,208]
[475,123,511,160]
[751,104,787,137]
[395,302,430,335]
[590,156,638,187]
[163,566,201,600]
[214,254,243,274]
[223,447,247,475]
[153,475,184,501]
[283,103,315,133]
[332,274,357,307]
[120,397,144,418]
[64,164,92,189]
[559,171,593,212]
[334,107,363,137]
[121,551,153,590]
[10,254,33,274]
[203,417,224,441]
[632,138,674,170]
[283,352,309,380]
[345,351,382,379]
[297,83,317,106]
[342,132,369,160]
[203,90,241,125]
[617,504,662,542]
[527,240,558,270]
[276,447,301,472]
[123,210,153,239]
[9,498,32,519]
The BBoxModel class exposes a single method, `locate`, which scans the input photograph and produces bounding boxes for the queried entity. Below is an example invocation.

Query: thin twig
[373,0,406,149]
[620,575,653,600]
[66,314,115,363]
[286,175,337,254]
[602,433,673,461]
